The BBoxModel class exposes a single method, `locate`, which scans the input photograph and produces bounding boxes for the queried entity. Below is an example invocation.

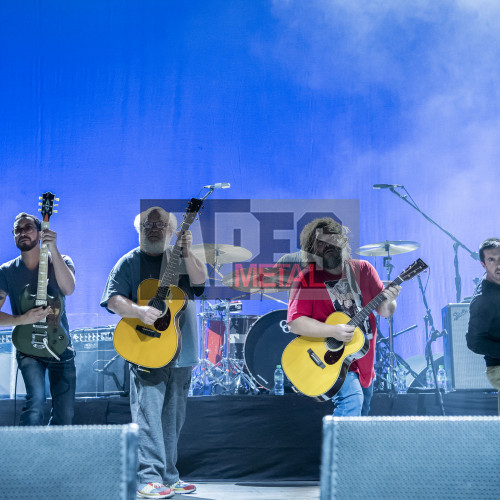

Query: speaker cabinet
[72,328,129,396]
[442,303,491,390]
[0,424,138,500]
[321,416,500,500]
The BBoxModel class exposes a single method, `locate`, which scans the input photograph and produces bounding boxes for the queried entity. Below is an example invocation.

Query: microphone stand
[385,186,479,302]
[417,275,445,416]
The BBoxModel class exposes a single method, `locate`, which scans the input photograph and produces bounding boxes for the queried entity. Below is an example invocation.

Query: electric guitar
[12,192,68,359]
[281,259,428,401]
[113,198,204,368]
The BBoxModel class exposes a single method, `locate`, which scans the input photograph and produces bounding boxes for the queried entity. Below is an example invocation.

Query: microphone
[373,184,404,189]
[204,183,231,189]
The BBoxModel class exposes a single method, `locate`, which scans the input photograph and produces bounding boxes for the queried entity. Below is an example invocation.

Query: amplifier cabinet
[442,303,491,390]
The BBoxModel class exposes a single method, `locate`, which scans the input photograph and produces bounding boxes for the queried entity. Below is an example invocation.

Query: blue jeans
[333,372,373,417]
[16,347,76,426]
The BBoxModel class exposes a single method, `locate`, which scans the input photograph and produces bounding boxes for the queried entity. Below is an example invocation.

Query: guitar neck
[348,275,404,328]
[156,219,191,300]
[36,220,50,307]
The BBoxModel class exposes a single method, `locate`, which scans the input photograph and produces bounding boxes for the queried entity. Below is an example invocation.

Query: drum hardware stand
[417,274,446,416]
[383,185,480,302]
[382,248,398,395]
[190,297,223,395]
[214,299,259,395]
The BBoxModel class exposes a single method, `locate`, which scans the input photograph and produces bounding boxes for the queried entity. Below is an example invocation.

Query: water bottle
[436,365,448,392]
[397,365,407,394]
[426,365,435,389]
[274,365,284,396]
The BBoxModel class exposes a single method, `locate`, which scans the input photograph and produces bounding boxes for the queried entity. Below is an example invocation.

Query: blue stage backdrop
[1,1,499,364]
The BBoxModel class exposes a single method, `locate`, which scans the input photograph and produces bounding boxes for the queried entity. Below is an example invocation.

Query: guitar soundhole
[324,348,344,365]
[154,309,171,331]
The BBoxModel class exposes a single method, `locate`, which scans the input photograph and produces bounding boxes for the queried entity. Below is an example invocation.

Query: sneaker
[170,480,197,494]
[137,482,174,499]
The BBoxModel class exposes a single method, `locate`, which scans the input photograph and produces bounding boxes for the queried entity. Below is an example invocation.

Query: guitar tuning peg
[54,204,59,207]
[55,198,60,202]
[38,202,42,206]
[53,210,58,213]
[38,209,42,212]
[38,196,42,200]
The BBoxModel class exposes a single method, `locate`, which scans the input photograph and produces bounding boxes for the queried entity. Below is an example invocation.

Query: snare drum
[244,309,296,390]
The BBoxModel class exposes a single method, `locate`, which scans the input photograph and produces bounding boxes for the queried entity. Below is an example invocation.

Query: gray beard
[140,237,167,255]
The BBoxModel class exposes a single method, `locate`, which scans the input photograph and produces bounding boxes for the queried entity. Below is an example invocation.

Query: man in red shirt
[287,218,400,415]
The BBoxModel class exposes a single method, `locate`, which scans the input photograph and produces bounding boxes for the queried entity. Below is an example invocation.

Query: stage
[0,391,496,482]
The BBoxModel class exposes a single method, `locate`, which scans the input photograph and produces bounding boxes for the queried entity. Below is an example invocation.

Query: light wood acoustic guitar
[281,259,428,401]
[12,192,68,359]
[113,197,204,368]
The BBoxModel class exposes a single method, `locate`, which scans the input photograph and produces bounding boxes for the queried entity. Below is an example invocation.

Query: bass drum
[244,309,296,391]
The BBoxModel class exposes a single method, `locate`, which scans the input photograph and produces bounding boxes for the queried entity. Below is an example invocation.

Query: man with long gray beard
[101,206,206,499]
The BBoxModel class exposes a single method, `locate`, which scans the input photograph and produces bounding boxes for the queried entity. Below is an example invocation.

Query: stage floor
[187,481,319,500]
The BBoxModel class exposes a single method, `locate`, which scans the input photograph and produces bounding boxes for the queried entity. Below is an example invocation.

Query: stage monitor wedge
[321,416,500,500]
[0,424,138,500]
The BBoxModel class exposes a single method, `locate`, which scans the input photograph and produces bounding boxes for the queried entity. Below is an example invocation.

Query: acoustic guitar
[113,198,204,368]
[281,259,428,401]
[12,192,68,359]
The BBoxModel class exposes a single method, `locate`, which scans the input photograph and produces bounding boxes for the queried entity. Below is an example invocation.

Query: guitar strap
[324,260,373,340]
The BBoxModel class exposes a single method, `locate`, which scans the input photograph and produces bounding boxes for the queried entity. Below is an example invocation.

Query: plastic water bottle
[274,365,284,396]
[426,365,435,389]
[436,365,448,392]
[397,365,407,394]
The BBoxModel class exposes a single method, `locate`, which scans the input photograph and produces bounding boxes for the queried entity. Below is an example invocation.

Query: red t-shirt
[287,259,384,388]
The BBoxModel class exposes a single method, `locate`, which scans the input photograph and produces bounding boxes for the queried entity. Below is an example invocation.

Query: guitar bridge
[307,348,326,369]
[136,325,161,338]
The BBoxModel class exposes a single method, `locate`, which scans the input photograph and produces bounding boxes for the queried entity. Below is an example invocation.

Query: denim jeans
[333,371,373,416]
[16,347,76,426]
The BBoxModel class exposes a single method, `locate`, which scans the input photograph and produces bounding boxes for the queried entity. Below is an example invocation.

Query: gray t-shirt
[0,255,75,343]
[100,246,204,368]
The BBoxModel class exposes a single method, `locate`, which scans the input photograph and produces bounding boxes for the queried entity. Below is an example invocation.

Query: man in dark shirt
[0,212,76,425]
[466,237,500,414]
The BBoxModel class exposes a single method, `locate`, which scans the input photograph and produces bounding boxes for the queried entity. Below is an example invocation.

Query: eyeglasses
[13,224,37,235]
[141,221,169,230]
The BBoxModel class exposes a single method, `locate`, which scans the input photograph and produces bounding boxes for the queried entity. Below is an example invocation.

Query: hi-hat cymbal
[356,240,420,257]
[222,268,283,293]
[190,244,252,265]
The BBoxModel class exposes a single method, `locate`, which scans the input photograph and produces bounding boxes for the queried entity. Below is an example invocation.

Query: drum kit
[190,239,425,396]
[190,244,296,395]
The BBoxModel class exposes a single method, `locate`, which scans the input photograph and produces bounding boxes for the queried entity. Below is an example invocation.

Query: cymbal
[356,240,420,257]
[190,244,252,265]
[222,268,283,293]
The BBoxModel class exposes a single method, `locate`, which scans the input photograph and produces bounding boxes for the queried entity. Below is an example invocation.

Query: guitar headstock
[38,192,59,222]
[183,197,204,226]
[399,258,428,282]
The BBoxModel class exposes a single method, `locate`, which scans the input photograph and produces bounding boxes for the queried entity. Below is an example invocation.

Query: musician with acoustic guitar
[0,208,76,426]
[286,217,401,416]
[101,205,206,499]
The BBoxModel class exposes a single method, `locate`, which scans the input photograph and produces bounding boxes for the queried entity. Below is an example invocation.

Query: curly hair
[299,217,351,266]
